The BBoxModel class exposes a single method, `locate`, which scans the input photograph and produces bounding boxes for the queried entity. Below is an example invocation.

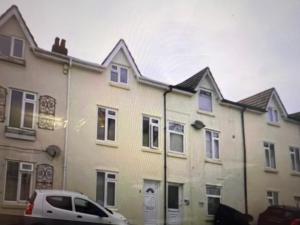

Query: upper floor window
[264,142,276,169]
[5,161,33,202]
[0,35,24,59]
[267,191,279,206]
[206,185,221,216]
[206,130,220,160]
[290,147,300,172]
[110,65,128,84]
[96,172,117,207]
[9,89,36,129]
[199,89,212,112]
[168,122,185,153]
[97,107,116,141]
[143,116,159,149]
[267,107,279,123]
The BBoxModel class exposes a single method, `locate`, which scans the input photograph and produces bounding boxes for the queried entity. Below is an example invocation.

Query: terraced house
[0,4,300,225]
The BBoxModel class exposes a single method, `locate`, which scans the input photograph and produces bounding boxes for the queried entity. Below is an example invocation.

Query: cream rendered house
[239,88,300,222]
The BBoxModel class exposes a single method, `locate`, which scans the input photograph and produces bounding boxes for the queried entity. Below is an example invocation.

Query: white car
[24,190,128,225]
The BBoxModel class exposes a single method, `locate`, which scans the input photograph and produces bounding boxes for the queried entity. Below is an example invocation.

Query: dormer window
[267,107,279,123]
[0,35,24,59]
[110,65,128,84]
[199,89,212,112]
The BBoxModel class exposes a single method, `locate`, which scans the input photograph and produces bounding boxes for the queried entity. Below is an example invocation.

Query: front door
[144,180,159,225]
[167,184,183,225]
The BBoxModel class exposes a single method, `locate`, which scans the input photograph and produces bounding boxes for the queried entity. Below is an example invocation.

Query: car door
[73,197,111,225]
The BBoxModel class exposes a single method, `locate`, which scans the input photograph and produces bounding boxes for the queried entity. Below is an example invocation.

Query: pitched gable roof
[101,39,142,78]
[174,67,223,99]
[0,5,37,47]
[238,88,274,110]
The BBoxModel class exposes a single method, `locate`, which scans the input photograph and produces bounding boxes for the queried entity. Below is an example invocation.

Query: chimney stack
[51,37,68,55]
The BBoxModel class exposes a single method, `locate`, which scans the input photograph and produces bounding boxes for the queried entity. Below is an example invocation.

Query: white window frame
[206,184,221,216]
[290,147,300,172]
[142,115,159,149]
[264,142,276,169]
[97,171,117,208]
[110,64,128,84]
[167,121,185,154]
[3,160,34,203]
[267,107,279,123]
[198,89,213,112]
[267,191,279,206]
[205,129,220,160]
[0,35,24,59]
[7,89,37,130]
[97,107,117,142]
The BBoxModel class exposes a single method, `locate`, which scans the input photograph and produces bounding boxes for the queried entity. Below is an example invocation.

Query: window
[74,198,107,217]
[168,185,179,209]
[9,89,36,129]
[267,107,279,123]
[46,196,72,211]
[110,65,128,84]
[294,196,300,208]
[96,172,116,207]
[267,191,279,206]
[206,185,221,216]
[199,89,212,112]
[143,116,159,149]
[290,147,300,172]
[264,142,276,169]
[4,161,33,202]
[97,107,116,141]
[206,130,220,160]
[168,122,184,153]
[0,35,24,58]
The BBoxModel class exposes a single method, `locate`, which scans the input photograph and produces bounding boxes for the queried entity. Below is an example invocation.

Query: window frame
[97,106,117,142]
[0,35,24,59]
[110,64,128,85]
[206,184,221,216]
[3,160,34,203]
[142,115,160,149]
[264,142,277,169]
[205,129,220,160]
[167,121,185,154]
[7,88,37,130]
[290,147,300,172]
[267,191,279,206]
[96,171,117,208]
[198,89,213,112]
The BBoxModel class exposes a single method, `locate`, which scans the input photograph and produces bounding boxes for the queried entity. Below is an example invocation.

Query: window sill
[267,122,280,127]
[5,126,36,141]
[197,110,215,117]
[2,201,26,209]
[167,152,187,159]
[0,55,25,66]
[96,140,118,148]
[264,168,279,174]
[205,215,215,222]
[141,147,162,154]
[205,158,223,165]
[109,81,130,90]
[291,171,300,177]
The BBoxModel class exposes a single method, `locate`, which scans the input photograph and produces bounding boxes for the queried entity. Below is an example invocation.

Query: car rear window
[46,196,72,211]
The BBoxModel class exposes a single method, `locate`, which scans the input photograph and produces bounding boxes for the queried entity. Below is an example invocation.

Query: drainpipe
[241,107,248,214]
[163,86,172,225]
[63,58,72,190]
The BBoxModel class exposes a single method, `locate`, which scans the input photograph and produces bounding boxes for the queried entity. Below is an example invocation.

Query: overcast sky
[1,0,300,113]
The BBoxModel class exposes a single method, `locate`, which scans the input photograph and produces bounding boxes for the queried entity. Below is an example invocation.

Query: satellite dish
[46,145,61,158]
[191,120,205,130]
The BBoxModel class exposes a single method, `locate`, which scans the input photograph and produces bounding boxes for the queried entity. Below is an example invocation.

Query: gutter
[63,58,72,190]
[241,107,248,214]
[163,86,173,225]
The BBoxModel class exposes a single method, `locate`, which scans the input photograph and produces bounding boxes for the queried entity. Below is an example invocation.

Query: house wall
[0,17,67,215]
[245,98,300,222]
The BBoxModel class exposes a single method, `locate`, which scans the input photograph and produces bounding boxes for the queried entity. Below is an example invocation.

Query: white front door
[167,184,183,225]
[144,180,159,225]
